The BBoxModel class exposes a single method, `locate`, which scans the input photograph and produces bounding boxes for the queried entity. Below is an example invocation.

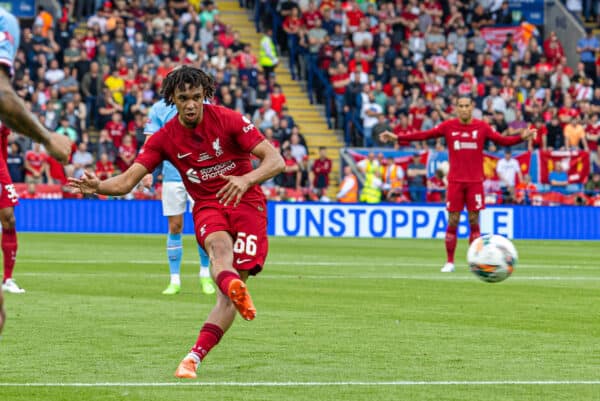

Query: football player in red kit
[0,7,72,334]
[68,66,285,378]
[380,95,535,272]
[0,125,22,293]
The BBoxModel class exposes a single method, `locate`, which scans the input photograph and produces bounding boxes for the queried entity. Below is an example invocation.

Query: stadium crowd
[251,0,600,204]
[4,0,600,205]
[6,0,327,201]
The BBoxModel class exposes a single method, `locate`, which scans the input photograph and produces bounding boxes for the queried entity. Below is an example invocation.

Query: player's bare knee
[468,212,479,225]
[2,216,15,230]
[448,212,461,227]
[168,221,183,234]
[207,237,232,259]
[0,209,15,229]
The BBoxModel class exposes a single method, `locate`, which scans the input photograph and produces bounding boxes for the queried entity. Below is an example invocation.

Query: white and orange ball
[467,234,518,283]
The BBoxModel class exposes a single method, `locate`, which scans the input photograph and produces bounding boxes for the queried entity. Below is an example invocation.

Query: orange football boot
[174,356,199,379]
[227,279,256,321]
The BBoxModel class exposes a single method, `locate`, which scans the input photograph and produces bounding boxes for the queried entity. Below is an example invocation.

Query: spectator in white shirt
[360,92,383,147]
[496,149,522,202]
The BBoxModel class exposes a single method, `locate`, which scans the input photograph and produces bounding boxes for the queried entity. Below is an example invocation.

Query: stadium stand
[4,0,600,205]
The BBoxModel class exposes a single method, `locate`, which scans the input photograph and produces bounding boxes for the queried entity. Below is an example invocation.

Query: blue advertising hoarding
[508,0,544,25]
[14,200,600,240]
[0,0,36,18]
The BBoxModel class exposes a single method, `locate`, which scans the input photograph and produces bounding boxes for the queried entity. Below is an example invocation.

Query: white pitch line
[12,271,600,281]
[0,381,598,387]
[15,259,593,269]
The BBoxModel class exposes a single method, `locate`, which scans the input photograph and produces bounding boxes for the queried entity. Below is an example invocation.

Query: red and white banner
[539,150,590,184]
[480,22,537,59]
[482,151,532,181]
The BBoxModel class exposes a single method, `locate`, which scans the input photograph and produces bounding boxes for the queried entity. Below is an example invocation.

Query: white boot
[441,262,455,273]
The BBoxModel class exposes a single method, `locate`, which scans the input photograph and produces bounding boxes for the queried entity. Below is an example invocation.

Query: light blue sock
[167,233,183,276]
[198,245,211,278]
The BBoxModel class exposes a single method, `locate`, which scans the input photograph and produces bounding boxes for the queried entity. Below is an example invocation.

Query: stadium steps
[218,1,343,199]
[581,19,600,36]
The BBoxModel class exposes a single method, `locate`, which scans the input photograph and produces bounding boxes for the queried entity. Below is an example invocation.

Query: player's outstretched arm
[68,163,149,196]
[0,69,72,163]
[521,127,536,142]
[378,130,397,143]
[489,127,537,146]
[380,126,443,144]
[217,140,285,207]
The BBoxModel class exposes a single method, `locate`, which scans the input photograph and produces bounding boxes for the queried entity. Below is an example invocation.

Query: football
[467,234,518,283]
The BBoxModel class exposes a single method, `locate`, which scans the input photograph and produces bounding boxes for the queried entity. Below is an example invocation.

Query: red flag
[539,150,590,184]
[483,151,532,181]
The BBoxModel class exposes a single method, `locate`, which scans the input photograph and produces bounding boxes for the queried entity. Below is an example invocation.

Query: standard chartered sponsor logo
[200,161,236,180]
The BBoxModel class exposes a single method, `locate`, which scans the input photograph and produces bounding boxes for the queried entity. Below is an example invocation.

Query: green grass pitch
[0,233,598,401]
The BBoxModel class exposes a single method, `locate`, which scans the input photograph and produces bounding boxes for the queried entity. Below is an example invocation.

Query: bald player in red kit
[380,95,535,272]
[69,66,285,378]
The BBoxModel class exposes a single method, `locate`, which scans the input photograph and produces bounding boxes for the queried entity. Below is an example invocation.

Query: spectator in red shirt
[543,31,565,65]
[344,1,364,33]
[263,127,280,150]
[95,152,115,181]
[302,0,322,30]
[529,117,548,150]
[329,63,350,129]
[427,168,447,203]
[311,146,332,198]
[24,143,50,184]
[105,111,126,149]
[132,174,157,200]
[279,146,301,189]
[116,134,136,172]
[270,84,287,115]
[586,113,600,167]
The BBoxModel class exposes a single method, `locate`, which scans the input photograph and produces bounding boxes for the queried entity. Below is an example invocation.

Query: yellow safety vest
[363,159,378,174]
[360,173,381,203]
[259,36,277,67]
[381,164,403,189]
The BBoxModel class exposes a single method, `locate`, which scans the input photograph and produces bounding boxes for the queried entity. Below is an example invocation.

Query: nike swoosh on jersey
[236,258,252,264]
[177,152,192,159]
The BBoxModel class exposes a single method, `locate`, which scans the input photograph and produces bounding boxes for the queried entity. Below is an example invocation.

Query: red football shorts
[193,199,268,276]
[446,181,484,212]
[0,164,18,209]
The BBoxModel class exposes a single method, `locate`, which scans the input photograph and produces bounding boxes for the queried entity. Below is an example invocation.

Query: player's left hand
[521,128,537,141]
[67,170,101,194]
[217,175,251,207]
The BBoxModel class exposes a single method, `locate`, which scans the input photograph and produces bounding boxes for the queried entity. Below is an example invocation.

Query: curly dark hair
[160,65,216,106]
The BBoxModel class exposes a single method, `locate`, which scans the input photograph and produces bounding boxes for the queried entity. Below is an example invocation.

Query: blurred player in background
[380,95,534,273]
[145,99,216,295]
[0,124,22,293]
[68,66,284,377]
[0,7,72,333]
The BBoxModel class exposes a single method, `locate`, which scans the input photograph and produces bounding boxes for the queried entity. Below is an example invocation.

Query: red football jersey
[0,124,10,161]
[136,105,266,203]
[312,157,332,188]
[105,120,126,149]
[25,150,47,177]
[0,124,12,188]
[397,118,523,182]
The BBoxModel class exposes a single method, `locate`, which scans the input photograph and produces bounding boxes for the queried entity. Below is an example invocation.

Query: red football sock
[469,224,480,244]
[191,323,224,361]
[445,225,457,263]
[2,228,17,282]
[215,270,240,296]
